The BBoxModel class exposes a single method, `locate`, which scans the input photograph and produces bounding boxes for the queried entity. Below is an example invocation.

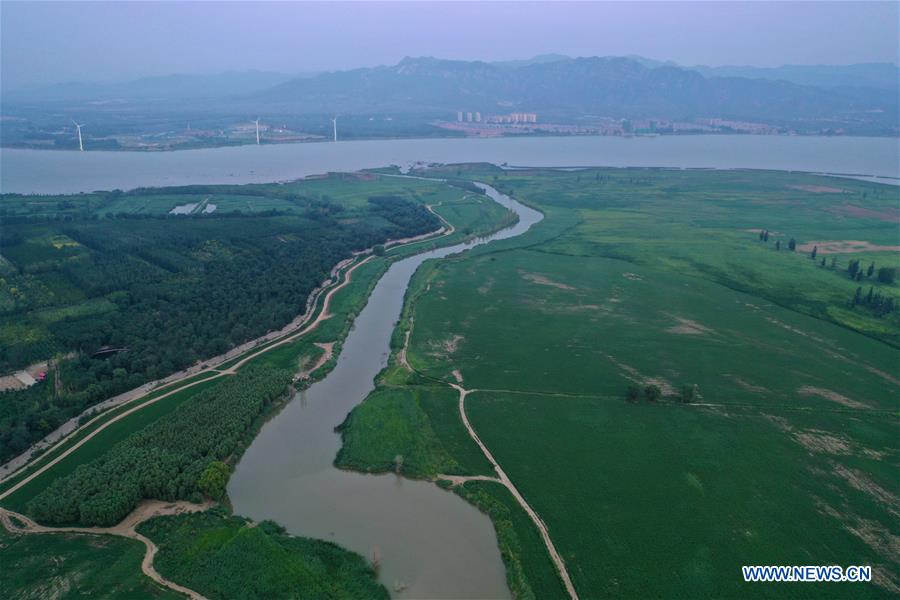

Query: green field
[0,526,179,599]
[338,166,900,597]
[137,508,388,599]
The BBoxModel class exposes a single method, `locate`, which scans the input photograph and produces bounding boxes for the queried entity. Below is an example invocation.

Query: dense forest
[0,180,440,462]
[27,366,292,526]
[139,509,388,599]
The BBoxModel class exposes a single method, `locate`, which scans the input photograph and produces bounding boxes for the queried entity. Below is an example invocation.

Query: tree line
[0,194,439,463]
[27,366,292,526]
[625,383,697,404]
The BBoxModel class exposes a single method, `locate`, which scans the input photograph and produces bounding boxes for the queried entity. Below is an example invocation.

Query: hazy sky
[2,1,898,89]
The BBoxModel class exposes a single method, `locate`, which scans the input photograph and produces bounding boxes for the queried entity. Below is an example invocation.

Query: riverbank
[0,176,520,598]
[334,165,900,597]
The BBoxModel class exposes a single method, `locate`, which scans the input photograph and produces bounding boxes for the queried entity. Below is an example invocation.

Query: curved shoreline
[0,189,500,598]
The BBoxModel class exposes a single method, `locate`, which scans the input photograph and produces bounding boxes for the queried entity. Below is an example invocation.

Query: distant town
[435,110,784,138]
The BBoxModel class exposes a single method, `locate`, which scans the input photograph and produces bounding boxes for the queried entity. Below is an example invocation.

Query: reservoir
[2,134,898,194]
[228,182,543,598]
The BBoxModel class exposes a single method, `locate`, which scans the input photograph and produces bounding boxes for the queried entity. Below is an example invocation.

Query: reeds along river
[2,134,898,194]
[226,182,541,599]
[4,135,896,596]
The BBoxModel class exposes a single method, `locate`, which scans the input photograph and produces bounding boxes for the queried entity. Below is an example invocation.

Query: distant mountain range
[255,56,897,124]
[2,56,897,139]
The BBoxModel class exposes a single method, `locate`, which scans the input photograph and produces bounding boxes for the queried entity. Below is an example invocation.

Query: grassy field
[137,508,387,600]
[0,526,179,599]
[0,171,517,596]
[338,166,900,597]
[336,384,495,477]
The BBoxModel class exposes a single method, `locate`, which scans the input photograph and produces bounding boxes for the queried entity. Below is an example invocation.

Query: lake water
[2,135,898,194]
[228,183,543,598]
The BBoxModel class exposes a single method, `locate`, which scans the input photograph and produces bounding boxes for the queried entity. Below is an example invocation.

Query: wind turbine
[72,120,85,151]
[253,118,260,145]
[331,117,338,142]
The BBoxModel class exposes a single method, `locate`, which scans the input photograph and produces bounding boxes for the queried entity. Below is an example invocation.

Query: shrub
[877,267,897,284]
[625,384,641,403]
[644,384,662,402]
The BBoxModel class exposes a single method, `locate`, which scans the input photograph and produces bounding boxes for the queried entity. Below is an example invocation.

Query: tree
[644,384,662,402]
[758,229,765,241]
[820,256,826,267]
[763,230,770,242]
[877,267,897,284]
[788,238,796,251]
[854,287,862,305]
[867,262,875,277]
[198,461,231,500]
[775,240,781,251]
[625,384,641,403]
[373,244,386,257]
[680,384,696,404]
[811,246,817,260]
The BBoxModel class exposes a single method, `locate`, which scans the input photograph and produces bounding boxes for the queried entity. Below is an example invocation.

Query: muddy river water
[228,182,543,598]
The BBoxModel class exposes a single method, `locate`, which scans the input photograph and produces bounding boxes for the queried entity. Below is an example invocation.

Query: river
[2,135,898,194]
[227,183,542,598]
[3,134,896,597]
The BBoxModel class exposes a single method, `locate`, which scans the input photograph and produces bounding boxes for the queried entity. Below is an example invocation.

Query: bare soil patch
[520,271,575,290]
[298,342,334,379]
[726,375,769,394]
[793,430,853,455]
[796,239,900,254]
[603,354,676,395]
[666,316,714,336]
[831,463,900,519]
[787,184,846,194]
[813,497,900,593]
[441,335,464,354]
[797,386,871,409]
[828,203,900,223]
[864,366,900,388]
[622,272,643,281]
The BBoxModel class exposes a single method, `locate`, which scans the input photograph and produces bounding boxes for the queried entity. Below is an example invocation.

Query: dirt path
[0,375,225,502]
[1,500,211,599]
[435,474,499,486]
[387,220,578,597]
[1,213,458,494]
[397,317,414,371]
[298,343,335,380]
[0,252,381,504]
[449,382,580,600]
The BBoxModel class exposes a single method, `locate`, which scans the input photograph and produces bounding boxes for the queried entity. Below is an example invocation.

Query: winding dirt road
[1,500,211,599]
